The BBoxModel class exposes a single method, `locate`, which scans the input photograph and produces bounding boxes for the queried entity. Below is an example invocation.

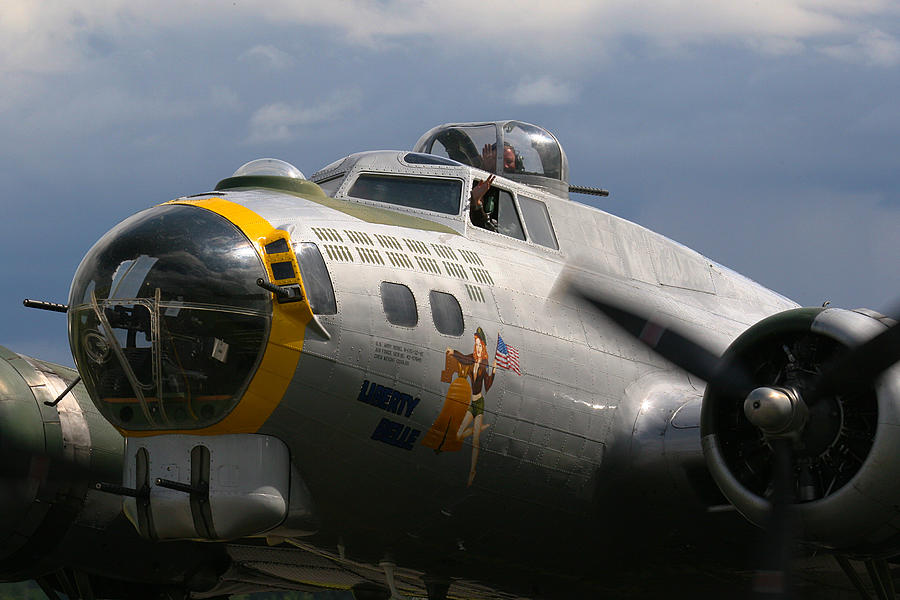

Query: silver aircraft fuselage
[279,150,795,542]
[66,147,802,597]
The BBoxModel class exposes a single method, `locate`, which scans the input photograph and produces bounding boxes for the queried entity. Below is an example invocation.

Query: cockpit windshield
[347,174,462,215]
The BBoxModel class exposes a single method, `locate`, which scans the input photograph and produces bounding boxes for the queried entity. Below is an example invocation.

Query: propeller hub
[744,386,807,435]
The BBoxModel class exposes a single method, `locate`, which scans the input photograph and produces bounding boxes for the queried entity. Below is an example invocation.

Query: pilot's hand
[481,144,497,171]
[471,175,495,208]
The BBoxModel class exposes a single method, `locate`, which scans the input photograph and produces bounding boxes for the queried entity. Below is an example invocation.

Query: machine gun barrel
[569,185,610,197]
[23,299,69,313]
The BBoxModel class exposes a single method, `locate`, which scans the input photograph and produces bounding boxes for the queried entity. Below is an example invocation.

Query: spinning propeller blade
[572,289,756,397]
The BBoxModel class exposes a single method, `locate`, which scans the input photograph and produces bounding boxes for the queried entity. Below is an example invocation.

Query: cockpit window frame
[466,180,527,241]
[465,179,561,253]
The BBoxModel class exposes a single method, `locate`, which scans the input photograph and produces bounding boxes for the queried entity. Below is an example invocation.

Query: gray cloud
[4,1,900,82]
[511,77,577,106]
[247,90,362,143]
[820,29,900,65]
[239,44,294,70]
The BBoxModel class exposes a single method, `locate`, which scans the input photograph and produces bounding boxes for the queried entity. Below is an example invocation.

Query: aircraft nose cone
[67,203,272,432]
[0,349,49,560]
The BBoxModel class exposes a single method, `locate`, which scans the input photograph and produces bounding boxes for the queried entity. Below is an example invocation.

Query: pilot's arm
[469,175,496,231]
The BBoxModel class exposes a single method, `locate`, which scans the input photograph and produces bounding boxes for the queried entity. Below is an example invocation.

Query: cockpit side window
[496,189,526,240]
[348,174,462,215]
[468,181,525,241]
[518,195,559,250]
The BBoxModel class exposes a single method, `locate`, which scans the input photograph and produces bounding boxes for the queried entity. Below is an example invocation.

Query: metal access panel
[122,434,290,541]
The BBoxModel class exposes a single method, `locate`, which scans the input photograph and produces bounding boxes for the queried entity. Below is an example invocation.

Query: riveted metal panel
[614,226,658,285]
[302,312,342,362]
[649,235,716,294]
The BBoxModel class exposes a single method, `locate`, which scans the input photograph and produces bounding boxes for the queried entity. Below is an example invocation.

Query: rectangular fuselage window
[381,282,418,327]
[429,290,464,336]
[348,174,462,215]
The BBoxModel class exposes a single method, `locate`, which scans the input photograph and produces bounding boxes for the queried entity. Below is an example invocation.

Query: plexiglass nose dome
[413,120,570,197]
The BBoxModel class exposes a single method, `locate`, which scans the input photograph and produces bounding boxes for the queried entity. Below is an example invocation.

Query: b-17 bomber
[1,120,899,600]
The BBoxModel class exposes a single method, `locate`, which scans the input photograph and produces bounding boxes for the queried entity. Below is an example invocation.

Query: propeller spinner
[743,386,808,437]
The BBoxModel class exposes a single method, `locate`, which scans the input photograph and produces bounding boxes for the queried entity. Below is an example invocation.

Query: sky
[1,1,898,366]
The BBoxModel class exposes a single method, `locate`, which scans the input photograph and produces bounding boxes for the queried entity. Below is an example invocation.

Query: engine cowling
[701,307,900,555]
[0,346,231,594]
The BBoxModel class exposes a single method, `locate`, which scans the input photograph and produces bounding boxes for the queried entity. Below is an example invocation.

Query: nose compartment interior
[68,204,271,431]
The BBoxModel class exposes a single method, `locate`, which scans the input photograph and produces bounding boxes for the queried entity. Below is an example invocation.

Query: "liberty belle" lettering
[357,379,421,418]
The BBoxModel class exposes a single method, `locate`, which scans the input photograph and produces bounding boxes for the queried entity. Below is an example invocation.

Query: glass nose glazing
[68,204,271,430]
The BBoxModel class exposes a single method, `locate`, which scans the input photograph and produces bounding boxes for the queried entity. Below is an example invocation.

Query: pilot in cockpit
[480,143,523,174]
[502,143,521,172]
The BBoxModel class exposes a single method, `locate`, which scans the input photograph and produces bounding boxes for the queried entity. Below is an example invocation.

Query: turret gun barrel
[569,185,609,197]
